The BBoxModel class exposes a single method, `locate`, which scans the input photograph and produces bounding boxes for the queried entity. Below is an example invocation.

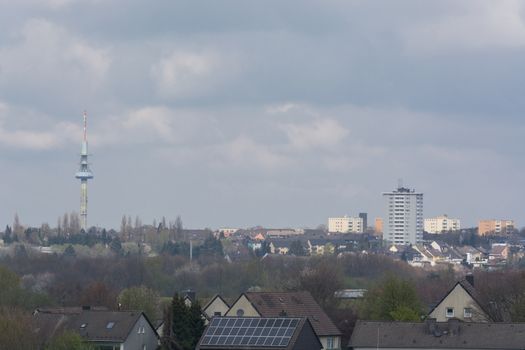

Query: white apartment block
[328,216,364,233]
[424,215,461,234]
[383,186,423,245]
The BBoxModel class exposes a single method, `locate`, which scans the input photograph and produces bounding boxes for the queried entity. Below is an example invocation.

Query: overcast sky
[1,0,524,230]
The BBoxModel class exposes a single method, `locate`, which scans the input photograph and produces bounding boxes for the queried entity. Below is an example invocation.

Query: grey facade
[383,186,423,245]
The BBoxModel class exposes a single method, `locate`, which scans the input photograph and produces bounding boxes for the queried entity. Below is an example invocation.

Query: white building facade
[328,216,364,233]
[383,186,423,245]
[424,215,461,234]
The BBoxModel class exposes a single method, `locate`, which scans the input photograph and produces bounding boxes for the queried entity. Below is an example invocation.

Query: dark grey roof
[196,317,321,350]
[33,308,158,344]
[349,320,525,349]
[70,310,145,342]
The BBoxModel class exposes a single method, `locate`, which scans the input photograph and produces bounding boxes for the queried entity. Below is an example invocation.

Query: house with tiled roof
[202,295,231,322]
[33,306,159,350]
[226,291,342,350]
[428,276,492,323]
[489,243,510,263]
[196,316,322,350]
[455,246,487,266]
[349,318,525,350]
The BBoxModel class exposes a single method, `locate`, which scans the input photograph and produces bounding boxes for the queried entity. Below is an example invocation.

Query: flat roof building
[478,219,515,236]
[383,186,423,245]
[424,215,461,234]
[328,216,363,234]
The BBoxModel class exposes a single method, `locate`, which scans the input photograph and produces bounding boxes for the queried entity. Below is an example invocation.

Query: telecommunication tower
[75,112,94,231]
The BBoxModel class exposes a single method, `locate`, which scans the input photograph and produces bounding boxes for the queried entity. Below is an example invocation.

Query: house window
[464,308,472,318]
[326,337,335,349]
[138,326,145,334]
[236,309,245,316]
[214,312,222,316]
[446,307,454,318]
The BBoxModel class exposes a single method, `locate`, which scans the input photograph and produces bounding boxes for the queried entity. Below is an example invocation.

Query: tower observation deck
[75,112,94,231]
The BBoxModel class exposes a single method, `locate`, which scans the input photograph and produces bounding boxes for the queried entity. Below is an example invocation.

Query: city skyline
[1,1,524,230]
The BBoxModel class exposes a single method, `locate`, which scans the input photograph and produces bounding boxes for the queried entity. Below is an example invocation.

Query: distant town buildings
[374,218,383,235]
[328,215,364,234]
[218,228,239,238]
[424,215,461,234]
[359,212,368,231]
[478,219,515,236]
[383,185,423,245]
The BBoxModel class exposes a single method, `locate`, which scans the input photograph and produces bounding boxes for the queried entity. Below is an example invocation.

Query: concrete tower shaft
[75,112,93,231]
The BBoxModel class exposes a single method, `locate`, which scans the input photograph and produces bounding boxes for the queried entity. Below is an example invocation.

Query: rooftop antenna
[83,110,87,142]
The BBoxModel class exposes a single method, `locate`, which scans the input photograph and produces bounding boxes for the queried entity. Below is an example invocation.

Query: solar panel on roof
[201,317,302,348]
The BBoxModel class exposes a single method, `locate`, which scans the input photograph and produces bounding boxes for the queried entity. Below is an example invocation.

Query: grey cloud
[0,1,524,229]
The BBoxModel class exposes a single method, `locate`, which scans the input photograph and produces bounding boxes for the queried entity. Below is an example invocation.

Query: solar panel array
[199,317,301,348]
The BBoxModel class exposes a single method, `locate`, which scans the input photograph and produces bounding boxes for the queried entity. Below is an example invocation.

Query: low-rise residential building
[478,219,515,236]
[269,240,293,255]
[334,289,366,299]
[424,215,461,233]
[217,228,239,238]
[328,216,364,234]
[266,229,305,239]
[455,246,487,266]
[196,316,322,350]
[349,319,525,350]
[33,307,159,350]
[428,276,492,322]
[489,243,510,263]
[202,295,230,323]
[226,291,342,350]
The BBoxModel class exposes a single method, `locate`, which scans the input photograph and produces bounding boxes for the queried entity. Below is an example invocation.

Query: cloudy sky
[1,0,524,230]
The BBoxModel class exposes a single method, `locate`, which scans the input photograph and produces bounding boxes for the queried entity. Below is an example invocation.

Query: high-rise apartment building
[374,218,383,234]
[478,220,515,236]
[328,216,364,234]
[383,186,423,245]
[359,212,368,231]
[424,215,461,234]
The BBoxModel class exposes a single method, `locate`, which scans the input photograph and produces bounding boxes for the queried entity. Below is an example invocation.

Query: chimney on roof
[466,273,474,287]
